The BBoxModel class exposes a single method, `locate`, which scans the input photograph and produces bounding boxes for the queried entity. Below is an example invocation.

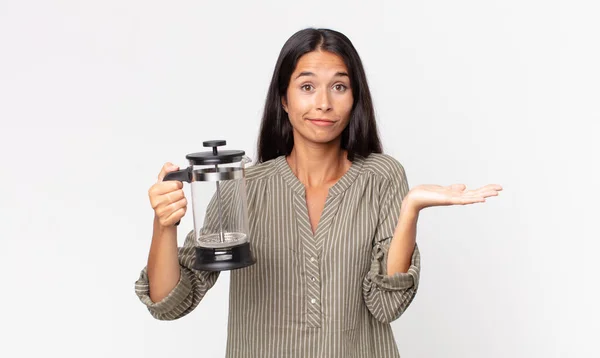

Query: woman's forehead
[293,51,348,75]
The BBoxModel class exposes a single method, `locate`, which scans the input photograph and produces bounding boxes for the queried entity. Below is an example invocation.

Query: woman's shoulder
[244,156,282,182]
[360,152,407,181]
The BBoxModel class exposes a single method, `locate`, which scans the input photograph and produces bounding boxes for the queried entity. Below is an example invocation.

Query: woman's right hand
[148,162,188,227]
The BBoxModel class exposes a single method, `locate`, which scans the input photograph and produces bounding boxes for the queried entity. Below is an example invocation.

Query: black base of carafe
[193,242,256,272]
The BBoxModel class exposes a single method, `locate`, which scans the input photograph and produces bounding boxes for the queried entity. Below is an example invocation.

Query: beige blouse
[135,153,421,358]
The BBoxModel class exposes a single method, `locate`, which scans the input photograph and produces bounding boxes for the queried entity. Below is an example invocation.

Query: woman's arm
[386,183,503,275]
[135,230,220,321]
[147,218,181,303]
[386,199,419,275]
[361,158,420,324]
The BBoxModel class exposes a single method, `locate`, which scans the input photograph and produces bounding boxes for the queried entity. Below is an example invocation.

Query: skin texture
[282,50,355,234]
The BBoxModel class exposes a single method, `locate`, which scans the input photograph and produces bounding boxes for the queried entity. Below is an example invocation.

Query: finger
[470,185,501,196]
[166,197,188,213]
[453,188,483,198]
[481,190,500,198]
[453,196,486,205]
[157,162,173,181]
[473,187,502,198]
[153,190,185,211]
[157,162,180,182]
[148,184,183,209]
[163,199,187,222]
[450,190,485,201]
[478,184,503,192]
[156,197,187,217]
[164,207,187,226]
[150,181,184,196]
[165,189,185,204]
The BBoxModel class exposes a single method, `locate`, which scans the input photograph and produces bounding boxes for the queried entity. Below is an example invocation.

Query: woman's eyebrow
[294,71,350,80]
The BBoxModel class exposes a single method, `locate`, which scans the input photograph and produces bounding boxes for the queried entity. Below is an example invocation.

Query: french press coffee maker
[163,140,255,271]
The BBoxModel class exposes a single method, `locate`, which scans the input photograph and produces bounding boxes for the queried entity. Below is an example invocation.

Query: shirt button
[310,276,316,282]
[310,298,317,304]
[310,256,317,262]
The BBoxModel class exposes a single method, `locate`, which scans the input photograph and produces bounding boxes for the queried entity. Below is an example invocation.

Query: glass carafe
[164,140,255,271]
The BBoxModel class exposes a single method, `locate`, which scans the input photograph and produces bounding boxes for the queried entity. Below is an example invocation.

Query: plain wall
[1,0,598,357]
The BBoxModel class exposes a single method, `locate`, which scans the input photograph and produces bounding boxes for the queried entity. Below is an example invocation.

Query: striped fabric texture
[135,153,421,358]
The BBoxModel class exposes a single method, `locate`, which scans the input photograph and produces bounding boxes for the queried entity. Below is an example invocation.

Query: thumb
[158,162,180,182]
[450,184,467,192]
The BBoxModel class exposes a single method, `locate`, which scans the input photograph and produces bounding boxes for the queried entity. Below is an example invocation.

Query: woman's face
[282,50,354,146]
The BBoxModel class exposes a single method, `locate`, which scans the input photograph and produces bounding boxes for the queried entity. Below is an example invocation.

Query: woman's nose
[315,89,332,112]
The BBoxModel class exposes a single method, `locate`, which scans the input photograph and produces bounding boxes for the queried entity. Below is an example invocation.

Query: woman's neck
[286,138,351,189]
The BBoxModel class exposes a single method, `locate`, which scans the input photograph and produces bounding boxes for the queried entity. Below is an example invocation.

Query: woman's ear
[281,96,288,113]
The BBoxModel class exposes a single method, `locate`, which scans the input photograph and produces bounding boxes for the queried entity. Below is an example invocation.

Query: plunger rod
[210,145,225,243]
[215,164,225,243]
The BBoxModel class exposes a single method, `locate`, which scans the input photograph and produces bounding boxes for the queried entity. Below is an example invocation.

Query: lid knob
[203,140,226,155]
[185,139,244,165]
[203,140,226,147]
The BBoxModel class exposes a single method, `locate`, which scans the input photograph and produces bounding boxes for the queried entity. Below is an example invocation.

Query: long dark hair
[256,28,383,163]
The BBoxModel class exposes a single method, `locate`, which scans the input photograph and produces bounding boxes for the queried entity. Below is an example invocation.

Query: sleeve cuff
[135,267,193,315]
[367,242,420,291]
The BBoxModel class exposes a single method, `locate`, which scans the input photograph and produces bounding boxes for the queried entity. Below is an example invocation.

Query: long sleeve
[133,183,238,321]
[134,230,220,321]
[362,159,421,324]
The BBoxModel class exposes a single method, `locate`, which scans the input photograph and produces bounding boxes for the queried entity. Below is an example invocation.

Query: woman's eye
[334,84,347,92]
[301,84,313,91]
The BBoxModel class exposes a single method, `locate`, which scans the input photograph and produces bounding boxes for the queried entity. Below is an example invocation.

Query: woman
[135,28,502,357]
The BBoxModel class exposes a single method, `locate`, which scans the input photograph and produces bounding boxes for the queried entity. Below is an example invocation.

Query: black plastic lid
[185,140,245,165]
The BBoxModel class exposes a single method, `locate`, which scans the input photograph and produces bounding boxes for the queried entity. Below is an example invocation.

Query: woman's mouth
[307,118,336,127]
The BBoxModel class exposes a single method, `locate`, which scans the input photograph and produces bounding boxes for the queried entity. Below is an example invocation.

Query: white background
[1,0,599,357]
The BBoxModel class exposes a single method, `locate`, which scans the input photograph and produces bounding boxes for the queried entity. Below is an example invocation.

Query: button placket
[292,191,335,329]
[305,254,321,316]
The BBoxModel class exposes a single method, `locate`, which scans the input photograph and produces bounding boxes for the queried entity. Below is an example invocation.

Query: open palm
[406,183,503,211]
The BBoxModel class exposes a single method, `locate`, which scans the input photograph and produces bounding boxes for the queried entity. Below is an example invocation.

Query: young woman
[135,28,502,357]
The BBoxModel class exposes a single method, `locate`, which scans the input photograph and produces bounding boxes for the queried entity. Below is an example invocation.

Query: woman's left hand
[404,183,503,212]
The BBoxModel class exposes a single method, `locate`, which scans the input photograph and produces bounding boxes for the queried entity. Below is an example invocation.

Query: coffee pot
[164,140,255,271]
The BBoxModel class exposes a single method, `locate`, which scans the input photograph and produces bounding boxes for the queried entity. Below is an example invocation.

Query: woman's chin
[300,134,343,147]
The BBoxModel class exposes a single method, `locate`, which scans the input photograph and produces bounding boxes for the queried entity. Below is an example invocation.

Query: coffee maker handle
[163,167,192,226]
[163,167,192,183]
